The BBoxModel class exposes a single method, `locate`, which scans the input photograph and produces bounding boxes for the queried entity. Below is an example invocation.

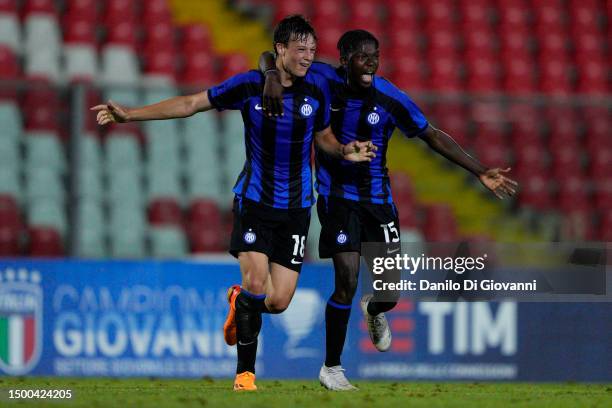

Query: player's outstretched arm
[419,125,518,199]
[90,92,213,125]
[258,51,284,117]
[315,126,377,162]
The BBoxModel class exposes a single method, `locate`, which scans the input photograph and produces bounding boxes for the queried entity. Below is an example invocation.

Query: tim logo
[272,289,323,359]
[0,269,43,375]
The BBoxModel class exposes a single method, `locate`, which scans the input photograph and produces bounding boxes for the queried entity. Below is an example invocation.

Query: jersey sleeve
[389,87,429,138]
[314,75,331,132]
[207,71,260,111]
[309,61,338,80]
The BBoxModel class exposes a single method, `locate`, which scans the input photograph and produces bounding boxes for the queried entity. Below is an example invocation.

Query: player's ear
[340,55,348,66]
[274,42,285,57]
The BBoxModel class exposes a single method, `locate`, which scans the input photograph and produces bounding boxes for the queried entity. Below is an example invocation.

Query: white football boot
[360,294,392,352]
[319,365,358,391]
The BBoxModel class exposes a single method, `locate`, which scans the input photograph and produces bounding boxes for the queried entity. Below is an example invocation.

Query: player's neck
[276,59,296,87]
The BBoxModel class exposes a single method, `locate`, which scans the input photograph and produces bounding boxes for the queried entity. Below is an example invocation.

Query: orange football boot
[223,285,241,345]
[233,371,257,391]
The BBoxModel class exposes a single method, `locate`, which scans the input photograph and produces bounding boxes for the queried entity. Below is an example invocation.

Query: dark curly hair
[337,29,379,59]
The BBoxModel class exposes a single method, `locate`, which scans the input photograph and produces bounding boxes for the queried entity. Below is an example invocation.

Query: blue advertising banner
[0,261,609,381]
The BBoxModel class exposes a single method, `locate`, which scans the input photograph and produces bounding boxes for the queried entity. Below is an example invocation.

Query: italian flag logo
[0,269,42,375]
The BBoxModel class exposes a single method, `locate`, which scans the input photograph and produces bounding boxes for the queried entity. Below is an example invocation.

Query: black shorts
[317,196,401,259]
[230,197,311,273]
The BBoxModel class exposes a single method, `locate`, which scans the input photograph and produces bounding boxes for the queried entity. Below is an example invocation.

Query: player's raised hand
[343,140,377,162]
[479,168,518,199]
[262,71,284,117]
[90,100,129,125]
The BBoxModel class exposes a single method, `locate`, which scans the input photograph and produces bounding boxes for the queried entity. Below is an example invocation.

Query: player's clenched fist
[90,100,129,125]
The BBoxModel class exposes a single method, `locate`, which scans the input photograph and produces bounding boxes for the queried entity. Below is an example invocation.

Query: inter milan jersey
[310,62,429,204]
[208,70,331,209]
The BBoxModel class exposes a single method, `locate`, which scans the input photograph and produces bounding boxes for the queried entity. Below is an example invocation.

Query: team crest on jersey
[367,112,380,125]
[336,231,348,245]
[0,269,43,375]
[300,103,313,118]
[243,229,256,244]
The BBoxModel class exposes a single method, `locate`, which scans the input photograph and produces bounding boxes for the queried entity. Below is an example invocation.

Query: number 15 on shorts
[380,222,400,244]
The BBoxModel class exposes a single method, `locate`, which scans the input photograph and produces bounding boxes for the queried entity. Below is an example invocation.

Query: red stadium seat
[28,226,63,257]
[219,52,249,82]
[64,0,98,22]
[312,22,346,60]
[427,29,461,54]
[576,59,609,95]
[502,56,537,94]
[189,226,224,253]
[557,174,590,213]
[599,210,612,241]
[466,55,500,92]
[142,0,172,26]
[0,46,20,98]
[23,0,56,17]
[536,30,569,59]
[0,194,22,233]
[422,0,456,26]
[273,0,311,24]
[423,203,458,242]
[533,1,565,32]
[182,24,213,54]
[518,173,553,210]
[0,0,18,13]
[0,227,20,256]
[105,20,138,49]
[539,57,574,95]
[431,102,470,147]
[392,55,427,92]
[63,17,96,45]
[22,85,61,132]
[428,52,463,92]
[312,0,346,22]
[387,1,420,28]
[572,30,606,60]
[144,49,177,82]
[149,198,183,226]
[463,27,497,55]
[188,199,222,226]
[497,0,530,30]
[551,146,583,179]
[144,22,176,52]
[588,149,611,180]
[458,0,493,27]
[593,176,612,211]
[103,0,137,25]
[180,50,217,87]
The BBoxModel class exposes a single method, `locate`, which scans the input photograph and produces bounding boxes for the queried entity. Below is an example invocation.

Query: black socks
[324,298,351,367]
[235,290,265,374]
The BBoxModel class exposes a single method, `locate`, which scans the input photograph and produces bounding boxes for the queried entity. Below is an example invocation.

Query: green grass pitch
[0,377,610,407]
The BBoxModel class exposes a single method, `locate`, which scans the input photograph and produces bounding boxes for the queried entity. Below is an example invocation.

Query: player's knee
[265,296,290,314]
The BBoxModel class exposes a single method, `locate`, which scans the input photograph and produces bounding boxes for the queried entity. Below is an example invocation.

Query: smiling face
[343,41,379,88]
[276,33,317,78]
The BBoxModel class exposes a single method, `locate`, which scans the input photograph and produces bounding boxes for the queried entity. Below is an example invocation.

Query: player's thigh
[266,263,300,312]
[361,202,401,247]
[268,206,311,273]
[362,203,402,284]
[317,196,361,258]
[237,251,270,294]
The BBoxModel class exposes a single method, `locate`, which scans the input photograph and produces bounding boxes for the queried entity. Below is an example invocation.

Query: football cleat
[233,371,257,391]
[223,285,241,346]
[319,365,358,391]
[360,294,392,352]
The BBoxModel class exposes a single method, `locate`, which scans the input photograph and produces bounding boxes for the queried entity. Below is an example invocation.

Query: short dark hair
[273,15,317,50]
[337,29,379,59]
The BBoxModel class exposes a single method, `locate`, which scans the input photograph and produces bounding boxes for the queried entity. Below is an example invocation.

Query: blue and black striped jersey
[208,70,331,209]
[310,62,429,204]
